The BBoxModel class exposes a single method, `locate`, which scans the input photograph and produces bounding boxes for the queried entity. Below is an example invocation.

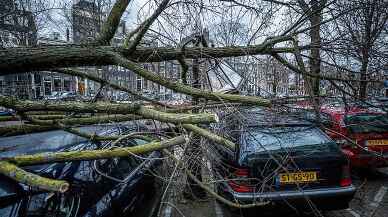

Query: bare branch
[164,150,269,209]
[182,124,236,150]
[125,0,170,50]
[95,0,132,45]
[54,68,170,107]
[114,54,271,106]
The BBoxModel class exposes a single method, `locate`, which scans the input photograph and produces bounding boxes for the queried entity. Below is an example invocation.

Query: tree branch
[1,96,218,125]
[94,0,132,45]
[0,95,141,113]
[54,68,170,107]
[182,124,236,150]
[29,114,142,126]
[125,0,170,51]
[0,161,69,192]
[163,150,268,208]
[0,124,56,137]
[0,43,310,74]
[1,136,187,166]
[114,54,271,106]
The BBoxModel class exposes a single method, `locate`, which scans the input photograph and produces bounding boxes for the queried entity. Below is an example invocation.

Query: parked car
[44,91,61,100]
[375,97,388,109]
[321,105,388,168]
[210,107,355,212]
[0,107,14,116]
[0,125,161,217]
[59,92,79,101]
[44,92,79,101]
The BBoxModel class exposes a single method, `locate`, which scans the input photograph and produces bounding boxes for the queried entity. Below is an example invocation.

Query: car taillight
[341,149,355,157]
[340,165,352,187]
[228,168,254,193]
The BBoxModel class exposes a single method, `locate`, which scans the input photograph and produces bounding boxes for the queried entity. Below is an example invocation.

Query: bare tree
[330,0,387,99]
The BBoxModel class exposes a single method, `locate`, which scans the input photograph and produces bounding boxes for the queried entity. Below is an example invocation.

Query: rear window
[344,113,388,133]
[240,127,337,155]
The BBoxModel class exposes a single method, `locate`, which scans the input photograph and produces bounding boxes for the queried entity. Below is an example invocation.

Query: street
[159,163,388,217]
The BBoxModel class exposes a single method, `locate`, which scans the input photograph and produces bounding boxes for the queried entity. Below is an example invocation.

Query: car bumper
[351,153,388,168]
[227,185,356,202]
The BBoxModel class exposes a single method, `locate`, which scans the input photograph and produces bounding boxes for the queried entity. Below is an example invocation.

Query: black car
[0,125,161,217]
[210,108,356,212]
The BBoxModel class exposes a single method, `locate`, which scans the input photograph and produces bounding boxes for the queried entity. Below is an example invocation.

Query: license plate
[279,171,317,184]
[367,140,388,146]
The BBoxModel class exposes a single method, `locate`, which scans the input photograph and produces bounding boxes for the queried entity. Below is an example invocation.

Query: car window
[240,127,337,155]
[344,113,388,133]
[321,112,333,128]
[300,111,333,128]
[0,205,18,216]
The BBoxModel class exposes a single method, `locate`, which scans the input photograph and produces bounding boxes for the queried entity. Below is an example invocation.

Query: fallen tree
[0,96,219,124]
[0,0,341,210]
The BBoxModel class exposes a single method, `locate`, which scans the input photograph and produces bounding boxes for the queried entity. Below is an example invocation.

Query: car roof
[229,107,314,127]
[321,105,383,115]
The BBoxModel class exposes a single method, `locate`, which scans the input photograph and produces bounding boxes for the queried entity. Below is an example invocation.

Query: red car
[320,106,388,168]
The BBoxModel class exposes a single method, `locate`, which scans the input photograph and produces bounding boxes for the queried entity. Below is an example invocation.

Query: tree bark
[0,42,305,75]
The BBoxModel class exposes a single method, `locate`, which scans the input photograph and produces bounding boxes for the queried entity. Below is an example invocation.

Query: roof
[225,107,313,128]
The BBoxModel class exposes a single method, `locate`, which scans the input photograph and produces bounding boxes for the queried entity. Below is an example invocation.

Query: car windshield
[240,126,337,156]
[344,113,388,133]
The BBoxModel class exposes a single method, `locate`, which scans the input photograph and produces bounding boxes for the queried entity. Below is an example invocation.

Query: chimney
[66,28,70,42]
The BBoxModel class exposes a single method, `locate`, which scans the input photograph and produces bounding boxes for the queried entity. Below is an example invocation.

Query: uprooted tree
[0,0,386,210]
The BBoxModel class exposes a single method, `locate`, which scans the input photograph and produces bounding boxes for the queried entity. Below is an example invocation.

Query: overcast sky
[37,0,289,47]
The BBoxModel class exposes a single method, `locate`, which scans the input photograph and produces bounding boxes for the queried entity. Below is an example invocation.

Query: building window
[136,77,142,91]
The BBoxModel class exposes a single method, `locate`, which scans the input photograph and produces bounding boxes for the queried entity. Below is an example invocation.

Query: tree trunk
[309,9,322,123]
[184,50,207,199]
[359,53,369,100]
[0,42,303,75]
